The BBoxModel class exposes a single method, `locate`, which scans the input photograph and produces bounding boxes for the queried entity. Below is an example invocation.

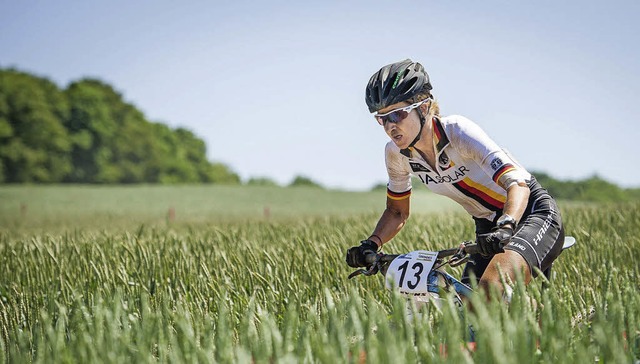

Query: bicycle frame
[426,269,473,307]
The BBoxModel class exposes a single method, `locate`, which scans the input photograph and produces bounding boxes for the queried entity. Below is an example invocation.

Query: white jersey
[386,115,531,221]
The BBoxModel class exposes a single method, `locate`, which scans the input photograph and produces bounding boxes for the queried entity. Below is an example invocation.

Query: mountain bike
[348,236,577,357]
[348,236,577,312]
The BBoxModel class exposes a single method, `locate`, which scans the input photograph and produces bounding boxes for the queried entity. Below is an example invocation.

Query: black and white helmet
[365,59,432,113]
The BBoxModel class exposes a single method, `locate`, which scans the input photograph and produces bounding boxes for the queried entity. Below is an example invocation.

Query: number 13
[398,261,424,289]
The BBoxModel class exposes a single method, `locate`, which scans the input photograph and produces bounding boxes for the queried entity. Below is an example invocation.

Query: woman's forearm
[369,206,409,248]
[502,183,530,223]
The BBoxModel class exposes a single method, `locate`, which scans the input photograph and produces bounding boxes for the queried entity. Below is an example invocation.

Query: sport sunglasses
[373,99,430,125]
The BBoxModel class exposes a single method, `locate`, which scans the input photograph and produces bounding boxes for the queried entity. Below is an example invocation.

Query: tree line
[370,172,639,203]
[531,172,640,203]
[0,68,240,184]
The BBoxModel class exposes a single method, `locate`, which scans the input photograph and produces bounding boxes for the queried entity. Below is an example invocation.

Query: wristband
[497,214,517,229]
[368,234,383,247]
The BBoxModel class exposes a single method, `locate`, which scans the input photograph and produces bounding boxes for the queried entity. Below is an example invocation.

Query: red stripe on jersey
[455,180,505,211]
[492,164,516,183]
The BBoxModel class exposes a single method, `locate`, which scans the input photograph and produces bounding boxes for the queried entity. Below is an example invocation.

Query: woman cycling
[346,59,565,298]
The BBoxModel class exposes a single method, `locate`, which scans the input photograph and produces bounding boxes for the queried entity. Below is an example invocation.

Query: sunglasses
[373,99,430,125]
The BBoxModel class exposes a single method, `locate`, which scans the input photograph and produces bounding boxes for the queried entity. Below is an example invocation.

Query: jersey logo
[490,157,504,171]
[438,152,451,170]
[416,166,469,185]
[409,162,430,173]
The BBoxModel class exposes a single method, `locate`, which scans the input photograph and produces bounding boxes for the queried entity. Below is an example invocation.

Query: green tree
[64,80,241,184]
[144,123,187,184]
[206,162,241,184]
[289,175,323,188]
[0,69,71,182]
[532,171,628,202]
[174,128,212,183]
[576,175,626,202]
[64,79,122,182]
[161,127,240,184]
[113,109,158,183]
[0,69,242,185]
[247,177,279,186]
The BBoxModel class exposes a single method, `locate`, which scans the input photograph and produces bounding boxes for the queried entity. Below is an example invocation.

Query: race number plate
[385,250,438,294]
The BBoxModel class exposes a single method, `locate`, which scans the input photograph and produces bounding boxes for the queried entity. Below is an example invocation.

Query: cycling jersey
[386,115,531,221]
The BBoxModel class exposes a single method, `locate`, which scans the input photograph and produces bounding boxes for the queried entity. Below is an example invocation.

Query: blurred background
[1,0,639,190]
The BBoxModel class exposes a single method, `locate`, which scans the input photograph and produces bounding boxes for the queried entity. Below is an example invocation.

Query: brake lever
[347,254,381,279]
[449,254,470,267]
[347,265,379,279]
[348,269,366,279]
[448,242,473,267]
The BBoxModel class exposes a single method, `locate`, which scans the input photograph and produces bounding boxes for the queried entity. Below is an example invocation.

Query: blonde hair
[409,90,440,117]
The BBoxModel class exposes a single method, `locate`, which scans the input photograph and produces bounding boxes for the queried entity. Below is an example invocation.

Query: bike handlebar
[438,243,481,258]
[348,242,480,280]
[363,242,481,265]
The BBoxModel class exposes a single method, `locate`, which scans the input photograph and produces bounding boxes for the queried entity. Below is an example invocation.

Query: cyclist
[346,59,565,299]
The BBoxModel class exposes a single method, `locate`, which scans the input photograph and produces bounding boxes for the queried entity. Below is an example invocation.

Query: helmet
[365,59,432,113]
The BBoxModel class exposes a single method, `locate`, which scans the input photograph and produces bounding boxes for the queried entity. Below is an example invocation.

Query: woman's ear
[419,100,432,115]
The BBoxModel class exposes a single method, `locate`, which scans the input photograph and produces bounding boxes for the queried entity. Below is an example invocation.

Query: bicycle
[348,236,577,312]
[348,236,577,357]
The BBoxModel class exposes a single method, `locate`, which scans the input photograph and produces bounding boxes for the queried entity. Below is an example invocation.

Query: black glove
[346,240,379,268]
[477,225,514,256]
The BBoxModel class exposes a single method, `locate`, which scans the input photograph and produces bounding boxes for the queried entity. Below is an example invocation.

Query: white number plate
[385,250,438,294]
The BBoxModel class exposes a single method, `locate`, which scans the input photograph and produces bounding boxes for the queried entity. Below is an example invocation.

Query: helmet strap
[401,101,431,154]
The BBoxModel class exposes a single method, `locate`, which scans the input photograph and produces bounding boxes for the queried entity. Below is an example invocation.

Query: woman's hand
[477,225,514,256]
[346,240,379,267]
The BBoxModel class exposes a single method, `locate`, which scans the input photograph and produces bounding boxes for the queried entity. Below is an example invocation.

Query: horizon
[2,1,639,190]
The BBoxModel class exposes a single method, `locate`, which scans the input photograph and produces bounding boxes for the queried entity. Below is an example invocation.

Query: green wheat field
[1,185,639,363]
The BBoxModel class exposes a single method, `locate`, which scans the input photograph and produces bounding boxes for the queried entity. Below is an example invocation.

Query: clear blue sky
[2,0,639,190]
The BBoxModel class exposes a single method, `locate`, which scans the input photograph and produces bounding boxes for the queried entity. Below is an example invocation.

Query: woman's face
[377,101,422,149]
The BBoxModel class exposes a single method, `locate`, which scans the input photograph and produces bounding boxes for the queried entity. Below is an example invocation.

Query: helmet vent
[382,73,397,98]
[403,78,418,93]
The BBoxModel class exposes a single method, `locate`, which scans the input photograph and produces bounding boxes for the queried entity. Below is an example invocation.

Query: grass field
[1,185,639,363]
[0,185,461,231]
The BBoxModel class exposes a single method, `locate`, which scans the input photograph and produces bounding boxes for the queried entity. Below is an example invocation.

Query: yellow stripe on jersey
[462,177,507,204]
[492,164,517,183]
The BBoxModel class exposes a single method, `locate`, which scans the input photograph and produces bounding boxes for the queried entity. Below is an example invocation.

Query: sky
[1,0,639,190]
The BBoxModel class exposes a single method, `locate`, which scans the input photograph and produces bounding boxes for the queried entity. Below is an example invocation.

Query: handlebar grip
[363,251,378,265]
[463,243,481,255]
[437,247,458,258]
